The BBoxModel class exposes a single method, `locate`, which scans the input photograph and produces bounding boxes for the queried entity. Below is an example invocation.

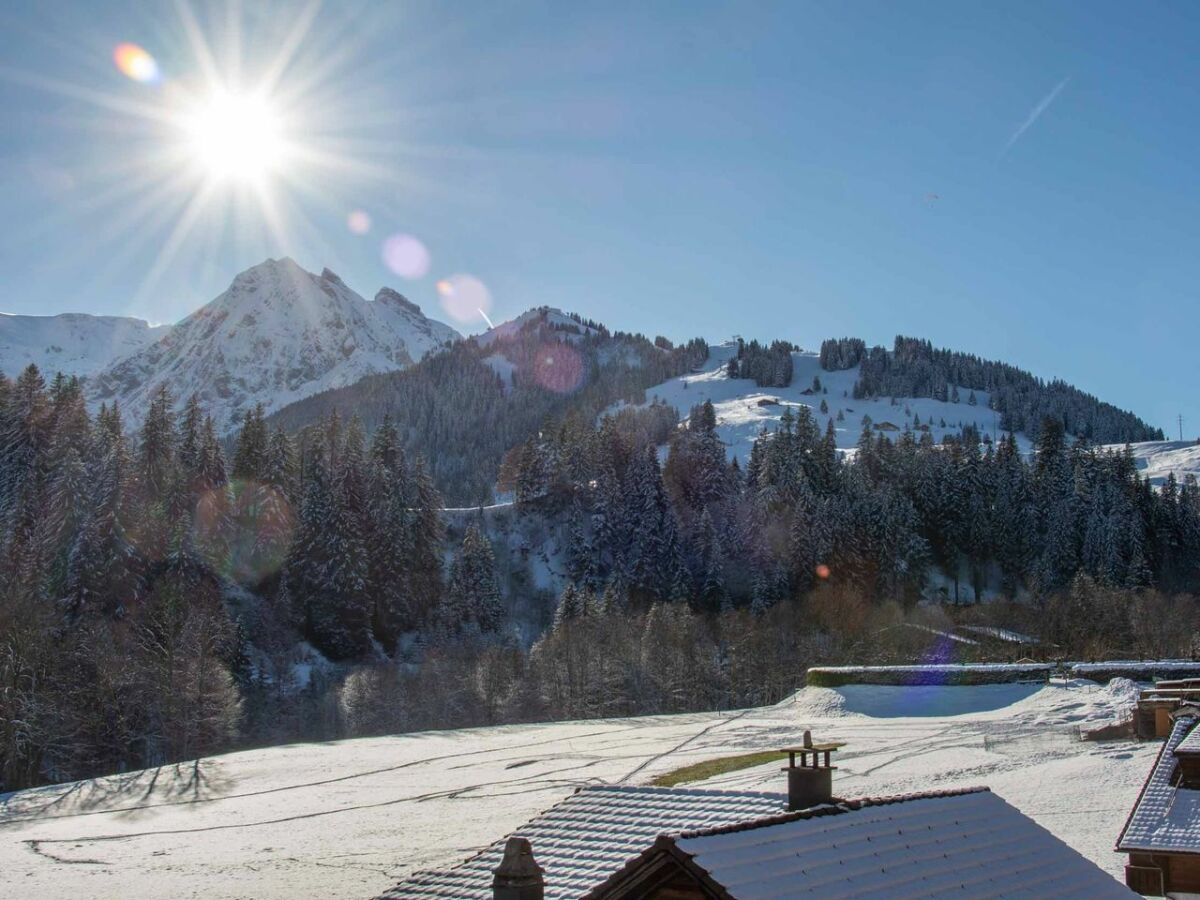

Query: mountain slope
[620,336,1161,463]
[268,307,706,504]
[0,312,169,378]
[86,258,459,432]
[616,342,1036,462]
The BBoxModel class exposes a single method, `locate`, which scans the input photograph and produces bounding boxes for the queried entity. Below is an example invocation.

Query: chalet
[387,737,1132,899]
[1117,713,1200,895]
[584,788,1131,899]
[874,421,900,432]
[1136,679,1200,739]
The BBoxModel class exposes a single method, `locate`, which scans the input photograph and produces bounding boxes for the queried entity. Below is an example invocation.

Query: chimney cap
[492,836,544,888]
[778,740,844,753]
[780,733,844,772]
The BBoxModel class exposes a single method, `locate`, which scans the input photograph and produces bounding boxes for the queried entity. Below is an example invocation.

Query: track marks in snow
[618,709,754,785]
[1,724,645,827]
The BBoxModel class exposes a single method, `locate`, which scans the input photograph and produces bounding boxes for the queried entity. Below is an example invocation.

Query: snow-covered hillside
[619,342,1033,462]
[0,312,169,379]
[86,258,460,433]
[0,678,1148,899]
[472,306,603,349]
[1101,439,1200,486]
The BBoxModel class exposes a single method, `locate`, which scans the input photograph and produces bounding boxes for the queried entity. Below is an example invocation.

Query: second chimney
[780,730,844,810]
[493,836,544,900]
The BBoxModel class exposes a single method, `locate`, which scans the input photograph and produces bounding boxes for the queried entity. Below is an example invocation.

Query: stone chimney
[780,730,844,811]
[492,836,544,900]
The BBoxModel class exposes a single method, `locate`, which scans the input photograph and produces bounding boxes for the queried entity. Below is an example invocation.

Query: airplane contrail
[1002,76,1070,156]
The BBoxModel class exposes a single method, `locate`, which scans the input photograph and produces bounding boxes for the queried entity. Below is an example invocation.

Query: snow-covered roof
[903,623,980,646]
[1117,715,1200,855]
[586,787,1132,899]
[1178,725,1200,756]
[960,625,1038,644]
[382,784,787,899]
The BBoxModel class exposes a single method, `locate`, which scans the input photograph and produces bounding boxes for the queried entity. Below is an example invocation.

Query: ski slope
[617,343,1033,463]
[0,678,1152,899]
[1101,439,1200,486]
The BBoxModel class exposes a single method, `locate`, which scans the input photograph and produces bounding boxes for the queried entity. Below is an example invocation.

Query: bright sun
[183,91,286,183]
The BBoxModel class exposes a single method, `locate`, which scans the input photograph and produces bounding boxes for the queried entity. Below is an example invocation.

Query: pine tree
[624,446,683,601]
[139,385,177,498]
[179,394,203,476]
[691,509,726,613]
[367,462,416,650]
[286,454,371,658]
[444,524,504,633]
[553,583,583,630]
[565,500,593,587]
[231,403,268,483]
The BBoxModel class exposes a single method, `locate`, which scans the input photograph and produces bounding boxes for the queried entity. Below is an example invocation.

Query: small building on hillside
[1117,713,1200,895]
[386,738,1132,899]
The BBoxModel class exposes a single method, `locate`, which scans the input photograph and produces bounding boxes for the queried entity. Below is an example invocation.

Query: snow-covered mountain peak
[0,311,170,378]
[87,259,461,433]
[374,286,423,316]
[318,266,346,287]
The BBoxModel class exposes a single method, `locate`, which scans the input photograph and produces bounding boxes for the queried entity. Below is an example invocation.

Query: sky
[1,0,1198,438]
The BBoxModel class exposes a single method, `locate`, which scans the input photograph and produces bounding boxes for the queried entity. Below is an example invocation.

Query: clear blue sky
[1,1,1197,437]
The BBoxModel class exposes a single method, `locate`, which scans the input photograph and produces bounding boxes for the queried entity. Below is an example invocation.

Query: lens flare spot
[347,210,371,235]
[194,480,296,583]
[113,43,161,84]
[436,273,492,323]
[381,233,430,279]
[532,342,584,394]
[815,563,831,580]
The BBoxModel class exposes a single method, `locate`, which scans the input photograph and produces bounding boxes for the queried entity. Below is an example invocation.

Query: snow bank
[806,663,1054,687]
[807,660,1200,687]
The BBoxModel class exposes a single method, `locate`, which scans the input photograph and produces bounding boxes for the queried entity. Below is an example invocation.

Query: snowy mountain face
[0,312,169,379]
[86,258,460,433]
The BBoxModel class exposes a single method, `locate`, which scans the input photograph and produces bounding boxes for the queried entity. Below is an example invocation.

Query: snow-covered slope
[617,342,1033,462]
[0,312,169,379]
[87,258,460,432]
[0,678,1148,899]
[1101,439,1200,486]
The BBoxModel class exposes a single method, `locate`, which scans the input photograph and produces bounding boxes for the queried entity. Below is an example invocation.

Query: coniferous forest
[2,322,1198,793]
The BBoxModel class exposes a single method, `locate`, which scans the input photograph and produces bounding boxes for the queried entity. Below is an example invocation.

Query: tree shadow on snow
[0,758,233,827]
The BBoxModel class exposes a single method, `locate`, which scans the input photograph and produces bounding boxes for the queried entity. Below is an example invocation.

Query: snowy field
[618,343,1032,464]
[0,678,1155,899]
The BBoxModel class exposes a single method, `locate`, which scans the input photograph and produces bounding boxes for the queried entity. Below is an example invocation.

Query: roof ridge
[673,785,991,840]
[578,783,786,800]
[840,784,991,810]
